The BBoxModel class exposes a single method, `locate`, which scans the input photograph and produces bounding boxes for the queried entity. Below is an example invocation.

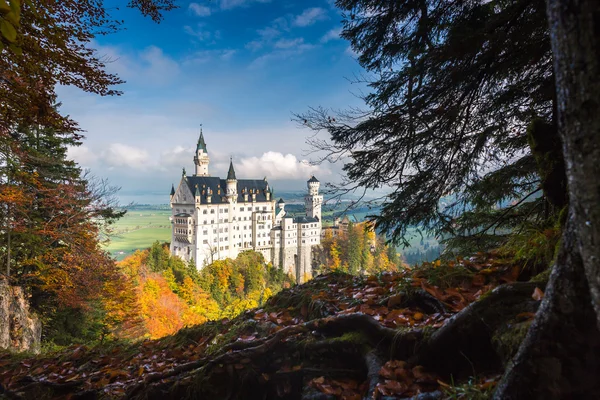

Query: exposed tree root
[494,221,600,399]
[413,281,544,378]
[127,282,543,399]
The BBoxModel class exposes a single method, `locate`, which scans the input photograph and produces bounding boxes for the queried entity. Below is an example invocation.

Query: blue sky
[60,0,367,203]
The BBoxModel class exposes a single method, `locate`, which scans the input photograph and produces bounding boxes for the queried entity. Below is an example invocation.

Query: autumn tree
[1,0,176,135]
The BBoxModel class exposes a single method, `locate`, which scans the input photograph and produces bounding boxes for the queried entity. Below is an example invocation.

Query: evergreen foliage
[300,0,564,257]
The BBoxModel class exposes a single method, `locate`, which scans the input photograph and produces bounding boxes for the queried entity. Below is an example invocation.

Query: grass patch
[103,208,171,260]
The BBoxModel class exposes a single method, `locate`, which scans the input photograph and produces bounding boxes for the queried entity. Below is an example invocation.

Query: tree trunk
[547,0,600,328]
[496,1,600,398]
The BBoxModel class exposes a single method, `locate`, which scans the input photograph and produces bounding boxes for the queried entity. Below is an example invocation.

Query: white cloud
[219,0,271,10]
[345,45,359,58]
[184,24,213,41]
[102,144,150,170]
[320,27,342,43]
[93,43,180,85]
[183,49,237,65]
[274,38,305,49]
[67,145,98,167]
[237,152,326,180]
[189,3,211,16]
[293,8,328,27]
[257,26,281,40]
[139,46,180,82]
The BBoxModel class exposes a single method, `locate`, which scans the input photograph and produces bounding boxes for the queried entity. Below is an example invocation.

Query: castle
[169,131,323,283]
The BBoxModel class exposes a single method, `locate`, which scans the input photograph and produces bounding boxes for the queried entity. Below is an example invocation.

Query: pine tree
[300,0,562,253]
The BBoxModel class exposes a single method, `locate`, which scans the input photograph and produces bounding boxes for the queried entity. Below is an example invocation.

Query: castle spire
[197,125,207,152]
[194,126,210,176]
[227,157,236,180]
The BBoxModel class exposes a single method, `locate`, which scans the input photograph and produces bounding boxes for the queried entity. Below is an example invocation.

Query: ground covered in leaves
[0,253,547,399]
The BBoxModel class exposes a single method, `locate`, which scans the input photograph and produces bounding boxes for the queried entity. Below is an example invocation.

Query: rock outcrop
[0,277,41,354]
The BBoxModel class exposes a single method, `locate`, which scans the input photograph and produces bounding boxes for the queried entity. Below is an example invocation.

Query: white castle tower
[305,176,323,221]
[193,129,210,176]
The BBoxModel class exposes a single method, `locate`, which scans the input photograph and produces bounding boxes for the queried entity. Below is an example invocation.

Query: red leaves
[375,361,439,398]
[309,376,363,400]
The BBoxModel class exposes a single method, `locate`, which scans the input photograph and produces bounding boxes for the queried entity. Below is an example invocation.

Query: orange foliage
[138,274,206,339]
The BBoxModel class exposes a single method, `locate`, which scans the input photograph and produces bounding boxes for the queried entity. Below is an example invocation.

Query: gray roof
[227,160,236,180]
[170,184,175,196]
[308,176,319,183]
[185,175,270,204]
[293,216,319,223]
[197,130,207,152]
[277,198,285,204]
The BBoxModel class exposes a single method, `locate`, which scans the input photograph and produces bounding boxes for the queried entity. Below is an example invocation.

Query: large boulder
[0,277,41,353]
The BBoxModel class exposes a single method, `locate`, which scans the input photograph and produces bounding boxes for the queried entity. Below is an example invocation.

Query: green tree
[346,222,361,274]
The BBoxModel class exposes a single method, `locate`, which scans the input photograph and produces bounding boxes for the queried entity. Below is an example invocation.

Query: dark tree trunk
[496,1,600,398]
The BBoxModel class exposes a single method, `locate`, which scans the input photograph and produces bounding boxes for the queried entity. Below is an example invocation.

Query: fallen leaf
[387,293,403,308]
[532,287,544,301]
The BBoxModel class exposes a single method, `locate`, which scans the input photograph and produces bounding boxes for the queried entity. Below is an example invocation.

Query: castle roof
[170,184,175,196]
[308,176,319,183]
[197,129,207,152]
[227,159,236,180]
[185,175,270,204]
[293,216,319,223]
[277,198,285,204]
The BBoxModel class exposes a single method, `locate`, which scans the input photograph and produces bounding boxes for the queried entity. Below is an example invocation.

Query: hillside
[0,253,544,399]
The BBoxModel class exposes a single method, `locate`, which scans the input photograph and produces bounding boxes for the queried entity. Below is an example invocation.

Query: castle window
[203,239,208,244]
[210,209,215,214]
[203,210,207,214]
[204,220,207,224]
[203,230,208,235]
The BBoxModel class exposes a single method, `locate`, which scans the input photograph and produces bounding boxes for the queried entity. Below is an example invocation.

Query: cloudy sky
[60,0,367,203]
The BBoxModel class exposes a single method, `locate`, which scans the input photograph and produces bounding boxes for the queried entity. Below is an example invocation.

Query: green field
[103,206,171,261]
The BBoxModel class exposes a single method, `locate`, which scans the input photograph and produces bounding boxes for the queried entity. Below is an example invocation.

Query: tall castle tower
[193,129,210,176]
[305,176,323,221]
